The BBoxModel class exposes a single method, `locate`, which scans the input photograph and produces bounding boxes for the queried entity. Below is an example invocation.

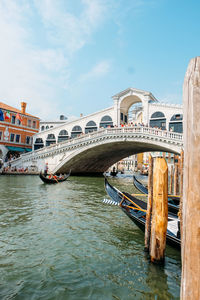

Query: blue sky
[0,0,199,120]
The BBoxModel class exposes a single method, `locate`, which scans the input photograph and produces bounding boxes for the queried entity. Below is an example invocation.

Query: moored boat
[104,177,181,249]
[39,171,71,184]
[133,175,180,216]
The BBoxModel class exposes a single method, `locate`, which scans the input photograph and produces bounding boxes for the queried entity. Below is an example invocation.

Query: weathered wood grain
[181,57,200,300]
[150,157,168,263]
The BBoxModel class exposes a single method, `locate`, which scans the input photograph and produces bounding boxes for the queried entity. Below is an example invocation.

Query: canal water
[0,175,181,300]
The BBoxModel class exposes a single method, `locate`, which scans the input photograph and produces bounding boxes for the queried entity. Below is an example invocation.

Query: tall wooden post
[150,157,168,263]
[181,57,200,300]
[179,150,184,239]
[169,165,173,195]
[174,163,179,195]
[144,154,153,252]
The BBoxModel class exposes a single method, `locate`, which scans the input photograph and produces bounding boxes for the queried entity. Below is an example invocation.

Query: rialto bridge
[10,126,183,175]
[8,87,183,174]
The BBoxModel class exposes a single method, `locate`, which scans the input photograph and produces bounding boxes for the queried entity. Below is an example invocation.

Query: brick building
[0,102,40,161]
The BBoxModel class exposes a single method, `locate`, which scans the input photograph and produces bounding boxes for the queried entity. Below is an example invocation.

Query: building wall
[0,102,39,159]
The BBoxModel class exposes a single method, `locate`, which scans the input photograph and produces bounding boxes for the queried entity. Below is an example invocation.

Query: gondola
[39,171,71,184]
[104,177,181,249]
[133,175,180,216]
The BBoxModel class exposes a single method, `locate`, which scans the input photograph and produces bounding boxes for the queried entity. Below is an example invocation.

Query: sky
[0,0,200,120]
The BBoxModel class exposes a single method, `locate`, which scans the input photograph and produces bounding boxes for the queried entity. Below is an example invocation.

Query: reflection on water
[0,174,181,299]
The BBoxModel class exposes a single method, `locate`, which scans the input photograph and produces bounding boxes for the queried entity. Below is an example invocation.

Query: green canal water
[0,175,181,300]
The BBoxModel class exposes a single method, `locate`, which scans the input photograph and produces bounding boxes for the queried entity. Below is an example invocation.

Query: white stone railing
[11,126,183,164]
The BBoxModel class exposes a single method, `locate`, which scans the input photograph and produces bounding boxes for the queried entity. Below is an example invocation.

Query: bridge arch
[53,128,182,175]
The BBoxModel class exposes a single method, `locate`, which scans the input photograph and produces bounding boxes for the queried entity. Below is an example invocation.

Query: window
[58,130,68,142]
[46,125,49,130]
[150,111,166,130]
[71,126,82,138]
[10,133,15,142]
[41,126,45,131]
[15,135,20,143]
[169,114,183,133]
[11,116,16,124]
[99,115,113,128]
[34,138,44,150]
[28,119,31,127]
[46,134,56,146]
[26,136,31,144]
[33,121,36,128]
[0,131,2,140]
[16,118,21,125]
[85,121,97,134]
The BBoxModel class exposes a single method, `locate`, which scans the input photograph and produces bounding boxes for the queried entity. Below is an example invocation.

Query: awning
[6,146,32,152]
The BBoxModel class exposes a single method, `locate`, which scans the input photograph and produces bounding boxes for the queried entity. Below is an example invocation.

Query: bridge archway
[120,95,143,124]
[54,137,181,175]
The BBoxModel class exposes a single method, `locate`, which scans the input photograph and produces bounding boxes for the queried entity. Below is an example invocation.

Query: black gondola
[133,175,180,216]
[39,171,71,184]
[104,177,181,249]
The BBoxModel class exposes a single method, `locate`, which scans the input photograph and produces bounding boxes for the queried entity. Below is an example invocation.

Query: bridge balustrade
[11,126,183,166]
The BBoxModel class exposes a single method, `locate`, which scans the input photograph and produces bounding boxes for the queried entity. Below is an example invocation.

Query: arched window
[150,111,166,130]
[71,125,82,138]
[34,138,44,150]
[46,134,56,146]
[41,126,45,131]
[99,115,113,128]
[85,121,97,134]
[58,130,69,143]
[169,114,183,133]
[46,125,49,130]
[151,111,165,119]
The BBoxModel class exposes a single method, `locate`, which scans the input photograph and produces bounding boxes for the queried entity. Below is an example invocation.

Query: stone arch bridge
[10,126,183,175]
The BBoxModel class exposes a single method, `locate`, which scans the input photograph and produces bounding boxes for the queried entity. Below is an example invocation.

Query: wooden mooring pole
[169,165,173,195]
[181,57,200,300]
[150,157,168,264]
[174,163,179,195]
[144,154,153,252]
[179,150,184,239]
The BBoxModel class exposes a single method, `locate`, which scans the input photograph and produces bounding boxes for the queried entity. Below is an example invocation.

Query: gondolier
[44,163,48,176]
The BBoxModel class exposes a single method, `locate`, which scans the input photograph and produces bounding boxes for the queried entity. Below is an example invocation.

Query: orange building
[0,102,40,161]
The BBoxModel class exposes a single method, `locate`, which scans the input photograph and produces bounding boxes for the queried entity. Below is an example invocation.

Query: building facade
[0,102,40,161]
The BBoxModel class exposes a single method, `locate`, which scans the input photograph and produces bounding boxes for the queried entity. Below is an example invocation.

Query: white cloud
[34,0,108,55]
[79,61,111,82]
[0,0,108,119]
